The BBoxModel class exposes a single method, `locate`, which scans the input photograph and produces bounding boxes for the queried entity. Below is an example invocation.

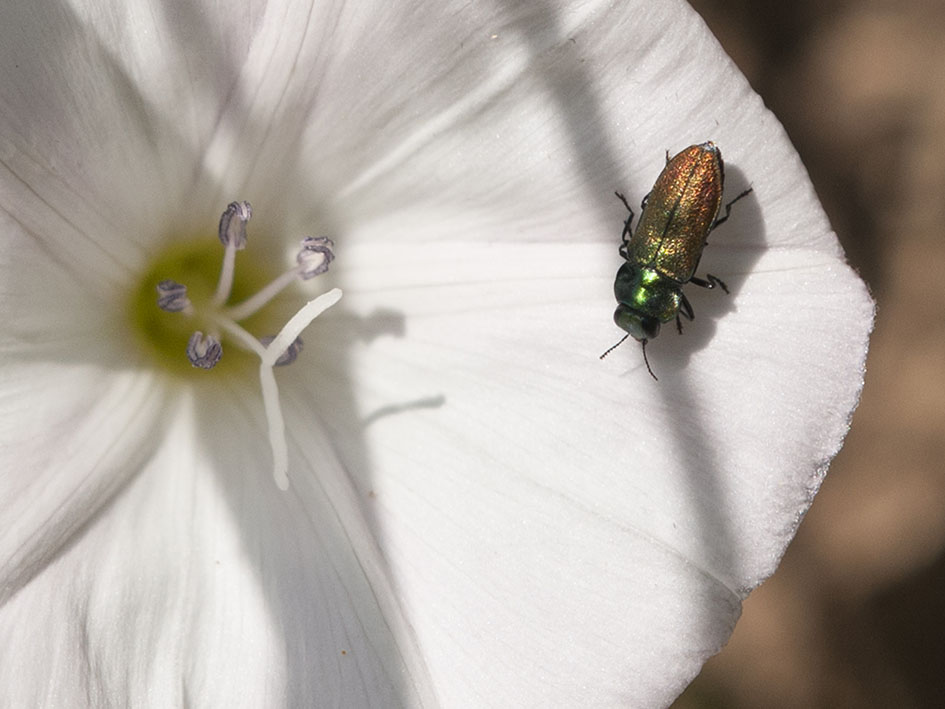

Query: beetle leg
[710,187,753,230]
[615,191,634,222]
[677,293,695,334]
[615,191,635,254]
[708,274,729,293]
[690,274,729,293]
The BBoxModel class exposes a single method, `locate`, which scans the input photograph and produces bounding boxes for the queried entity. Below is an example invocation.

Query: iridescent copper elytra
[601,142,752,379]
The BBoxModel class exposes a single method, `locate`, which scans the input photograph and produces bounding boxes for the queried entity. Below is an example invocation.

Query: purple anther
[156,279,191,312]
[260,335,304,366]
[218,201,252,249]
[296,236,335,279]
[187,331,223,369]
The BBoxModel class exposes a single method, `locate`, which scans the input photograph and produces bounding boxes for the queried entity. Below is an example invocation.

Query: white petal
[0,387,435,707]
[300,3,873,707]
[0,363,166,600]
[0,0,275,282]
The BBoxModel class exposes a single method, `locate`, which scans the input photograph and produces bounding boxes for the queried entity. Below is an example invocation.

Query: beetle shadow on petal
[653,163,767,598]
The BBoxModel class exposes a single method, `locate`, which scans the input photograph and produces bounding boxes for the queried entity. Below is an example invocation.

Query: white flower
[0,0,873,707]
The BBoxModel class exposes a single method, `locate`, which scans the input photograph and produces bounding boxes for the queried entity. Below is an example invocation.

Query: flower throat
[132,202,342,489]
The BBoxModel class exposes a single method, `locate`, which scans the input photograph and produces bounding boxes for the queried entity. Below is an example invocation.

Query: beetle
[601,142,752,379]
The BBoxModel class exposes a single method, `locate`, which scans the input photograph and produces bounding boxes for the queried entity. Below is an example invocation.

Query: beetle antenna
[641,339,658,380]
[599,334,629,360]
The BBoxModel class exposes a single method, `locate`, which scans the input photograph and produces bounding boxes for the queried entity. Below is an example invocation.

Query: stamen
[187,331,223,369]
[297,236,335,279]
[153,201,340,490]
[156,279,192,313]
[224,237,336,321]
[218,201,252,249]
[213,316,268,358]
[223,269,302,322]
[260,335,304,366]
[212,201,252,306]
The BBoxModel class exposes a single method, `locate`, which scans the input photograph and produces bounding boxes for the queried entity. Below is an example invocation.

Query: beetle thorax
[613,262,681,324]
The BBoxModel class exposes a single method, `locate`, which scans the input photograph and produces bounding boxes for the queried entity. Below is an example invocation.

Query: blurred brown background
[675,1,945,707]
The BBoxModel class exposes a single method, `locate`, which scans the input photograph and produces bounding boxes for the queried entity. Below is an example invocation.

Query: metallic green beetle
[602,142,752,378]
